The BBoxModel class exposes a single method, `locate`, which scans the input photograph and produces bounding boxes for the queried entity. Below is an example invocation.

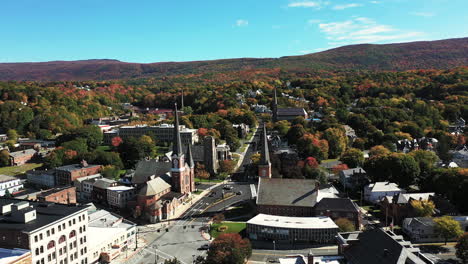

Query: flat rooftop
[247,214,338,229]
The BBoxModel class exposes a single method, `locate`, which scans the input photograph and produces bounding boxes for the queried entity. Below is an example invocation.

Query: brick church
[133,103,195,223]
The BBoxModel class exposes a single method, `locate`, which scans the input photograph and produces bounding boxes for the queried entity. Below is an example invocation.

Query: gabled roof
[93,178,117,189]
[277,108,307,116]
[366,182,402,192]
[396,193,435,204]
[9,149,36,158]
[139,177,171,196]
[132,159,171,184]
[257,178,338,208]
[314,198,360,212]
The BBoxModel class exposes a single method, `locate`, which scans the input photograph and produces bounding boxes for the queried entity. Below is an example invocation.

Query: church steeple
[272,88,278,122]
[181,89,185,109]
[172,103,183,156]
[186,143,195,168]
[260,124,270,165]
[258,123,272,178]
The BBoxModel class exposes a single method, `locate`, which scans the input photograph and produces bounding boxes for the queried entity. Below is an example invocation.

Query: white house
[0,175,23,196]
[364,182,404,204]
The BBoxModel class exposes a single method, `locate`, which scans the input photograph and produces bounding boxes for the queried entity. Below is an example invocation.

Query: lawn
[224,202,255,220]
[209,222,246,239]
[96,145,111,151]
[0,163,43,176]
[195,177,224,183]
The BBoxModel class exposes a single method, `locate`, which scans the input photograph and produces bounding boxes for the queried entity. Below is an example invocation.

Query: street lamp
[273,240,276,251]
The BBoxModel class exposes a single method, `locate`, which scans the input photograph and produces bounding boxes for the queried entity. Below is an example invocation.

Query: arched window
[69,230,76,238]
[58,235,66,244]
[47,241,55,250]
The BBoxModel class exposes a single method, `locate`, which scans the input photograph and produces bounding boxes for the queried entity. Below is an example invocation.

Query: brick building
[91,178,117,205]
[9,149,36,166]
[36,187,77,205]
[55,161,101,186]
[314,198,362,230]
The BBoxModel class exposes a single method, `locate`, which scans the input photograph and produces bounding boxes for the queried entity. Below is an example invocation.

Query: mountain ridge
[1,37,467,81]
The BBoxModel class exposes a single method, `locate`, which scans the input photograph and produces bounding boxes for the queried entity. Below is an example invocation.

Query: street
[120,126,261,263]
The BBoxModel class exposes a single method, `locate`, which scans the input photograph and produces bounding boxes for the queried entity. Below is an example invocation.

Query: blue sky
[1,0,467,63]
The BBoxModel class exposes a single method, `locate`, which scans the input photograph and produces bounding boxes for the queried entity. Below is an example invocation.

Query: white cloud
[236,19,249,27]
[333,3,362,10]
[411,12,435,17]
[288,1,329,9]
[318,17,425,45]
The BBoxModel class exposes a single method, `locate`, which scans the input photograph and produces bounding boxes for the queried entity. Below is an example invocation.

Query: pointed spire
[260,123,270,164]
[181,89,185,109]
[173,103,183,156]
[186,143,195,168]
[272,88,278,122]
[274,87,278,106]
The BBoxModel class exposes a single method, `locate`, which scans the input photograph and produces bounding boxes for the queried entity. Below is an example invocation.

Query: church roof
[139,177,172,196]
[132,159,171,184]
[260,124,270,165]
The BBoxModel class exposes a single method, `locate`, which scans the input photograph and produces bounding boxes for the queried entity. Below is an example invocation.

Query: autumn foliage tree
[410,200,435,217]
[434,216,463,244]
[205,233,252,264]
[335,218,355,232]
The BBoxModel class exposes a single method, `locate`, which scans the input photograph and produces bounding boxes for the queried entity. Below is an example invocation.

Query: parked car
[236,191,243,195]
[223,185,233,190]
[198,244,210,250]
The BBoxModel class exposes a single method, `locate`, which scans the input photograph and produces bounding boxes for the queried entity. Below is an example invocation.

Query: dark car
[198,244,210,250]
[236,191,243,195]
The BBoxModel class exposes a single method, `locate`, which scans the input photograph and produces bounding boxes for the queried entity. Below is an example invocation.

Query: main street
[122,127,261,264]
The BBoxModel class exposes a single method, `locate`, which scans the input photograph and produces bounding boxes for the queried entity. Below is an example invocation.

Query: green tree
[219,160,235,174]
[0,149,10,167]
[7,129,18,142]
[62,138,88,154]
[335,218,355,232]
[286,124,306,145]
[340,148,364,168]
[323,127,348,158]
[456,233,468,264]
[369,145,390,157]
[434,216,463,244]
[101,165,120,180]
[410,200,435,217]
[274,120,291,136]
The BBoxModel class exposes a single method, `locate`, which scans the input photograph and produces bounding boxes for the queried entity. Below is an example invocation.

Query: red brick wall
[39,187,77,204]
[70,166,101,182]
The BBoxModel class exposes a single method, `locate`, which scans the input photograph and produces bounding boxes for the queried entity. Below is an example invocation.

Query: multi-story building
[91,179,117,205]
[0,175,23,196]
[314,198,362,230]
[0,198,89,264]
[363,182,404,204]
[9,149,36,166]
[87,210,136,263]
[107,186,136,209]
[403,216,468,243]
[36,187,77,205]
[247,214,339,243]
[118,124,198,145]
[74,174,102,201]
[26,170,56,189]
[55,161,101,187]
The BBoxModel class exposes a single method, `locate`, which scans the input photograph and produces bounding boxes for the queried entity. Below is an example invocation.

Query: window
[34,235,38,242]
[69,230,76,238]
[47,240,55,250]
[40,246,44,253]
[59,235,66,244]
[39,233,43,240]
[73,219,76,225]
[51,228,55,235]
[47,230,50,237]
[35,248,39,255]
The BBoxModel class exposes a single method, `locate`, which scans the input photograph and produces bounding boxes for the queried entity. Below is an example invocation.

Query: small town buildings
[402,216,468,243]
[256,178,339,217]
[0,248,31,264]
[363,182,404,204]
[118,123,198,145]
[26,170,56,189]
[9,149,36,166]
[36,187,77,205]
[339,167,368,191]
[91,178,117,205]
[337,228,434,264]
[232,123,250,139]
[450,146,468,168]
[87,209,136,263]
[314,198,362,230]
[107,186,136,209]
[55,161,101,186]
[0,198,89,264]
[0,175,23,196]
[74,174,103,201]
[380,192,435,224]
[247,214,339,244]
